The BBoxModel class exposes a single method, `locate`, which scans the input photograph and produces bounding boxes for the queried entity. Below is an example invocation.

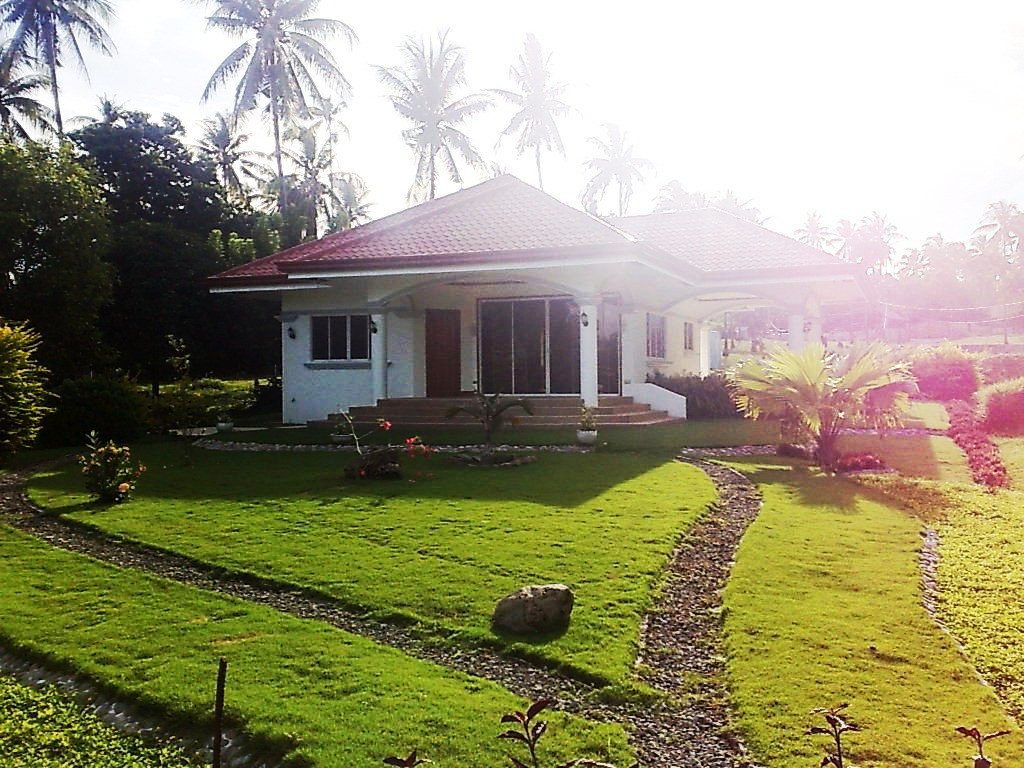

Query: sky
[49,0,1024,249]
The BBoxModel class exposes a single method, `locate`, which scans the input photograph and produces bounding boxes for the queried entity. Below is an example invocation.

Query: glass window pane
[329,316,348,360]
[311,316,330,360]
[350,315,370,359]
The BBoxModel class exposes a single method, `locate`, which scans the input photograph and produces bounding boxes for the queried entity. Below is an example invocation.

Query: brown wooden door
[425,309,461,397]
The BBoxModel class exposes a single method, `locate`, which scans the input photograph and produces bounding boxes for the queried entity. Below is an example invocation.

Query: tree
[0,140,111,378]
[282,123,335,240]
[493,33,570,191]
[858,212,900,276]
[711,190,764,223]
[795,211,835,250]
[378,30,491,201]
[0,0,115,135]
[331,172,371,231]
[729,342,915,471]
[197,112,262,203]
[582,124,652,217]
[0,48,52,140]
[0,321,51,455]
[198,0,355,215]
[654,180,708,213]
[974,200,1022,259]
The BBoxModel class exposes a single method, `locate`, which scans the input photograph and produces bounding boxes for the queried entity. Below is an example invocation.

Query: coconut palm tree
[197,0,355,216]
[834,218,860,262]
[654,180,708,213]
[795,211,835,250]
[197,112,263,203]
[896,247,930,280]
[729,342,915,471]
[493,33,570,191]
[711,190,764,223]
[282,123,336,239]
[974,200,1022,258]
[378,30,491,202]
[308,94,347,197]
[582,124,652,217]
[331,172,371,232]
[0,0,115,136]
[0,49,52,140]
[859,211,900,276]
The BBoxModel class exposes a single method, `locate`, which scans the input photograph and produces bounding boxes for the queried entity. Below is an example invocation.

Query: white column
[805,295,822,348]
[371,312,386,404]
[787,312,805,350]
[578,303,599,408]
[699,323,712,376]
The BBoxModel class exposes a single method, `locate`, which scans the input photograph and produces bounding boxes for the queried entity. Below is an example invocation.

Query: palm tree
[308,94,347,197]
[0,0,115,136]
[331,173,371,231]
[197,112,263,203]
[582,124,652,217]
[493,33,570,191]
[0,49,52,140]
[974,200,1022,258]
[198,0,355,216]
[729,342,915,471]
[835,218,860,262]
[654,180,708,213]
[711,190,764,223]
[896,247,930,280]
[282,124,336,240]
[795,211,835,250]
[378,31,491,202]
[859,211,900,276]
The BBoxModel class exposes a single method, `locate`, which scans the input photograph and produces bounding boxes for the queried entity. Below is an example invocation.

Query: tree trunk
[428,150,436,200]
[48,54,63,137]
[535,144,543,191]
[270,84,287,216]
[618,182,625,217]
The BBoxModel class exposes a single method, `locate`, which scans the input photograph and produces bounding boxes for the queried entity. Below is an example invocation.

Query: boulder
[492,583,574,634]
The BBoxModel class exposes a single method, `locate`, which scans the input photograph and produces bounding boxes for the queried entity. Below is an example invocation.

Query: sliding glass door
[479,297,580,394]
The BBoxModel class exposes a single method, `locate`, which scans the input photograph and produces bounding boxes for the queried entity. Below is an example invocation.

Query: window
[684,321,695,351]
[310,315,371,361]
[646,313,666,358]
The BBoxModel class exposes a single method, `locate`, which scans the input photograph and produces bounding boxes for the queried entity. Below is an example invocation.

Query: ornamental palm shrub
[728,342,916,471]
[0,322,52,455]
[977,377,1024,436]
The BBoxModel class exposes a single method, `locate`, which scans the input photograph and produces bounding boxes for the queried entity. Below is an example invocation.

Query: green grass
[995,437,1024,486]
[0,524,632,767]
[0,672,197,768]
[837,434,971,482]
[904,400,950,431]
[721,459,1022,767]
[28,445,715,685]
[210,418,780,451]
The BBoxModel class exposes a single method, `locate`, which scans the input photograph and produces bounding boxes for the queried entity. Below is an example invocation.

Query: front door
[425,309,461,397]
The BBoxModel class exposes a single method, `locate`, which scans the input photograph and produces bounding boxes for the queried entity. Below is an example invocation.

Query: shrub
[0,323,52,456]
[79,432,146,503]
[977,377,1024,436]
[978,354,1024,386]
[910,343,980,400]
[40,377,150,447]
[835,453,886,472]
[149,380,255,433]
[648,372,740,419]
[945,400,1009,489]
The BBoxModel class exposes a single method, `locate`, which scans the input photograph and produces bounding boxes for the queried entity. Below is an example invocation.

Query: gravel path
[0,454,763,767]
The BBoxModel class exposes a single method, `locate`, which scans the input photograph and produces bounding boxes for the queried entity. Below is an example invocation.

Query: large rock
[492,584,574,634]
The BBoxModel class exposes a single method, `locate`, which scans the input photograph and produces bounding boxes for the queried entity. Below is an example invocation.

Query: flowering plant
[80,431,146,503]
[578,405,597,431]
[332,412,392,455]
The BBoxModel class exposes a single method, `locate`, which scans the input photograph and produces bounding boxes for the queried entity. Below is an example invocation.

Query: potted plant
[577,404,598,445]
[215,411,234,432]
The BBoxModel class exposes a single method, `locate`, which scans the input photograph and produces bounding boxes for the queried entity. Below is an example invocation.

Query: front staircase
[341,395,681,427]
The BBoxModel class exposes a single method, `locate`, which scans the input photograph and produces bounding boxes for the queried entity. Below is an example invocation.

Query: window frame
[646,313,667,359]
[310,314,372,362]
[684,321,695,352]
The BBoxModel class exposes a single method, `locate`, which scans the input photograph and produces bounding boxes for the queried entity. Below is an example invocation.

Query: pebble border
[0,453,762,767]
[196,438,593,454]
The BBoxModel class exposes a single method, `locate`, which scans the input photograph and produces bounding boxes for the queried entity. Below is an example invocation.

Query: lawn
[904,400,950,431]
[0,524,632,768]
[28,444,716,685]
[837,433,970,482]
[721,459,1022,767]
[207,418,781,451]
[0,672,198,768]
[995,437,1024,485]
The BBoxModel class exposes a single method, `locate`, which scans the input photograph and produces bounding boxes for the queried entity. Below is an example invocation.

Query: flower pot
[576,429,598,446]
[216,421,234,433]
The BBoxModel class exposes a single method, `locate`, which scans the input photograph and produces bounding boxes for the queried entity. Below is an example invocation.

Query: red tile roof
[608,209,841,274]
[210,175,847,287]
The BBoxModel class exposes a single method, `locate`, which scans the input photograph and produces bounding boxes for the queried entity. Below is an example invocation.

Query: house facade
[210,176,860,424]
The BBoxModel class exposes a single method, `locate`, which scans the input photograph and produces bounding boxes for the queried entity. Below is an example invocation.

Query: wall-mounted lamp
[287,327,296,339]
[370,319,379,334]
[580,311,590,328]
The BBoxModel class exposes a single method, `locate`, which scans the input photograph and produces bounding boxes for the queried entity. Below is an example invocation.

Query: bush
[945,400,1009,489]
[978,377,1024,436]
[648,372,741,419]
[79,432,146,503]
[149,380,255,433]
[835,452,886,472]
[978,354,1024,386]
[909,343,979,400]
[0,323,52,456]
[40,377,150,447]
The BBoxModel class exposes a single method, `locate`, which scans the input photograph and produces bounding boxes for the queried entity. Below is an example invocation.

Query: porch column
[371,312,387,404]
[805,294,822,347]
[578,302,599,408]
[699,323,712,376]
[787,312,805,351]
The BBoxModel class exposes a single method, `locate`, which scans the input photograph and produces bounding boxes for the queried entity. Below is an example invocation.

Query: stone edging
[0,455,763,767]
[195,438,592,454]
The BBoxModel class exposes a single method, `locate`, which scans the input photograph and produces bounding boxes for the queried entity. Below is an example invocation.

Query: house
[209,175,860,424]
